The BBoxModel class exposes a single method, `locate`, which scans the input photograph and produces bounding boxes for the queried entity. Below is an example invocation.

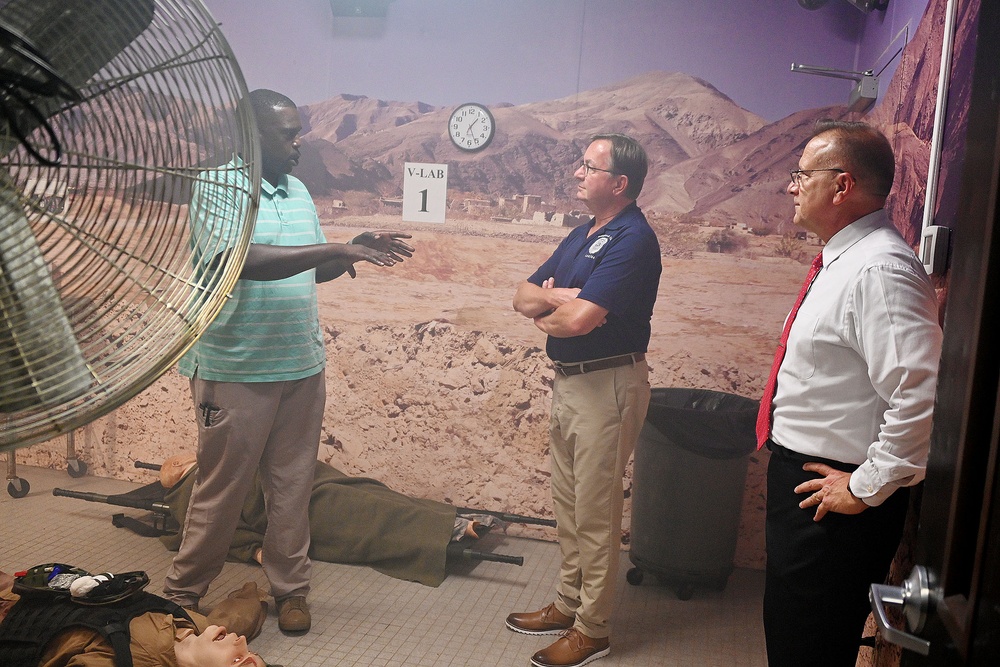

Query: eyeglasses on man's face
[788,168,846,187]
[579,160,620,177]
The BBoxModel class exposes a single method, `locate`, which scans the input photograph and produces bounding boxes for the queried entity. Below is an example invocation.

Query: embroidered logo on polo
[586,234,612,258]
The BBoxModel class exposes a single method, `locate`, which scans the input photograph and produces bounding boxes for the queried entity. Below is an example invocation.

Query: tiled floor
[1,464,766,666]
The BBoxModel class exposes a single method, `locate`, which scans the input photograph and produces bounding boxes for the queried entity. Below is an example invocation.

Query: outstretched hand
[317,244,396,282]
[351,231,415,262]
[345,243,399,269]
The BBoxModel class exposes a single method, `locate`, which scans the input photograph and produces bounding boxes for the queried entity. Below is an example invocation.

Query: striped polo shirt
[178,158,327,383]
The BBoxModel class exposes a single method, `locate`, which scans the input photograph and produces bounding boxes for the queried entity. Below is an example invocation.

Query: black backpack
[0,563,192,667]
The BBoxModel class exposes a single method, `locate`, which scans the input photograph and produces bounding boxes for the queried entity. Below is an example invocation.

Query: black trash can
[627,388,757,599]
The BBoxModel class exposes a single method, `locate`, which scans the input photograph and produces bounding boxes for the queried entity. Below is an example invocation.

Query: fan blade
[0,0,259,451]
[0,183,92,412]
[0,0,154,410]
[0,0,154,87]
[0,0,155,145]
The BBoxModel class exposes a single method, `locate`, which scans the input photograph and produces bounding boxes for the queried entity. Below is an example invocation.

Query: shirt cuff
[849,462,897,507]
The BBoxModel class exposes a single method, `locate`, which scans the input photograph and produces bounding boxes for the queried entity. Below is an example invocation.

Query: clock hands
[466,117,481,136]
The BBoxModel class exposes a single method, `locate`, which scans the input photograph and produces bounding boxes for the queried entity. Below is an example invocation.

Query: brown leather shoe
[530,628,610,667]
[505,602,574,635]
[277,595,311,633]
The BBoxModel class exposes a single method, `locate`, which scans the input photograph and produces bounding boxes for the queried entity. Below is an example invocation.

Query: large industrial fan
[0,0,260,492]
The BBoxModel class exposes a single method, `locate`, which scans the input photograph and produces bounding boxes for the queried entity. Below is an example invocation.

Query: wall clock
[448,102,495,152]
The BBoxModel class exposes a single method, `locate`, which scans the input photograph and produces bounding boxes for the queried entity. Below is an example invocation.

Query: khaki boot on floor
[277,595,311,633]
[206,582,268,641]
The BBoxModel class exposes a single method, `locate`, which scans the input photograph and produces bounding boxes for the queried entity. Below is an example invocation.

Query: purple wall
[201,0,925,122]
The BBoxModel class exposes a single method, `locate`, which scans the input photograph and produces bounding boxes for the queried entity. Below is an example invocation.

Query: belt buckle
[555,361,584,376]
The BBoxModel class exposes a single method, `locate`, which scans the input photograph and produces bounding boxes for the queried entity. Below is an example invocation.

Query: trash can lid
[644,388,758,459]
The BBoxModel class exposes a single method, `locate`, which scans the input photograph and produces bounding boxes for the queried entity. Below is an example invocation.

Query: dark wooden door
[873,1,1000,663]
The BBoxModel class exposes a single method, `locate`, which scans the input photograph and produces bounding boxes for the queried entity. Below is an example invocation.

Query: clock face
[449,103,495,152]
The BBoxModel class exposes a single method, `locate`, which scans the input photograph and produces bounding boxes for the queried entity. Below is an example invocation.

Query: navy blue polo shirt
[527,202,661,363]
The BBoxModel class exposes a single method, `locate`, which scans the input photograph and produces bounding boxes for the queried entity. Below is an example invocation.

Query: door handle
[869,565,937,656]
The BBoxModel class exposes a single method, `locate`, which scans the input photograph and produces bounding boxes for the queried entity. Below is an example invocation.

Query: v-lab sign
[402,162,448,224]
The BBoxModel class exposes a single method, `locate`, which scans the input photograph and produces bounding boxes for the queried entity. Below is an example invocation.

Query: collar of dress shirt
[820,208,890,269]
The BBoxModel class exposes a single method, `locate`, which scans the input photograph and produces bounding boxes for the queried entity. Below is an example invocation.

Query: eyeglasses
[789,168,846,187]
[579,160,620,177]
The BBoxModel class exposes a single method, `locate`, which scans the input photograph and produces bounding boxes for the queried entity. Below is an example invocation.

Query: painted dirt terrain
[19,214,815,569]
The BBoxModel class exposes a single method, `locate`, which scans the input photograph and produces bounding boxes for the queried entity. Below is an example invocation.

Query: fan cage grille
[1,0,260,451]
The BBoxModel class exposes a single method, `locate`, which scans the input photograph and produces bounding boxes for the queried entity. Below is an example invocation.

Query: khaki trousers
[549,359,650,639]
[164,372,325,605]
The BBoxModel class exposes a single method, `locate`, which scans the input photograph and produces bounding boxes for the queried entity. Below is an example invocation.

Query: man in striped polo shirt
[163,89,413,634]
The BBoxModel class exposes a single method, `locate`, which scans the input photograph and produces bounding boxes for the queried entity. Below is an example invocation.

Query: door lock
[869,565,938,656]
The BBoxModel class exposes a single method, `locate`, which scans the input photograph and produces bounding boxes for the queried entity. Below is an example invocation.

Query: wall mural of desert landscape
[18,0,971,571]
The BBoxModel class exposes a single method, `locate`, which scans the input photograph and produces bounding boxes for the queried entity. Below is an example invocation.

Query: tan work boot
[277,595,311,633]
[206,582,268,641]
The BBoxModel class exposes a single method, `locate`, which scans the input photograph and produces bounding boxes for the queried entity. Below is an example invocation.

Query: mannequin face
[174,625,264,667]
[160,453,197,488]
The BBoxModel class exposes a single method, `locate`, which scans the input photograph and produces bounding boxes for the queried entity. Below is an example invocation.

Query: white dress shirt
[770,210,942,506]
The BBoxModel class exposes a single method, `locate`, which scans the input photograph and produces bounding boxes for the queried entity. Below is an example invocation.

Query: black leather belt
[553,353,644,376]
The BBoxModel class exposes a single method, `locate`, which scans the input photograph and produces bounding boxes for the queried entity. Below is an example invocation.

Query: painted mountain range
[293,0,956,245]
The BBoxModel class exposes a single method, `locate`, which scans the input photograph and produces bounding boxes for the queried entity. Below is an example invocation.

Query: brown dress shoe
[530,628,610,667]
[277,595,311,633]
[505,602,574,635]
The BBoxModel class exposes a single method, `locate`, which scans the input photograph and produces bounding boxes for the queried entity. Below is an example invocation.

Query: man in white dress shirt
[760,120,942,666]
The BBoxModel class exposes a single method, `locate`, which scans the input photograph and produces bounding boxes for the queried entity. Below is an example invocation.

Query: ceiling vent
[797,0,889,12]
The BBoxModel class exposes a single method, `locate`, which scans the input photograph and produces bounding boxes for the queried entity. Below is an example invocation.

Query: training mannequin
[159,455,492,587]
[0,570,270,667]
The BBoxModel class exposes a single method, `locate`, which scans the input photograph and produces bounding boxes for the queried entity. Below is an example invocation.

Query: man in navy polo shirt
[507,134,661,667]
